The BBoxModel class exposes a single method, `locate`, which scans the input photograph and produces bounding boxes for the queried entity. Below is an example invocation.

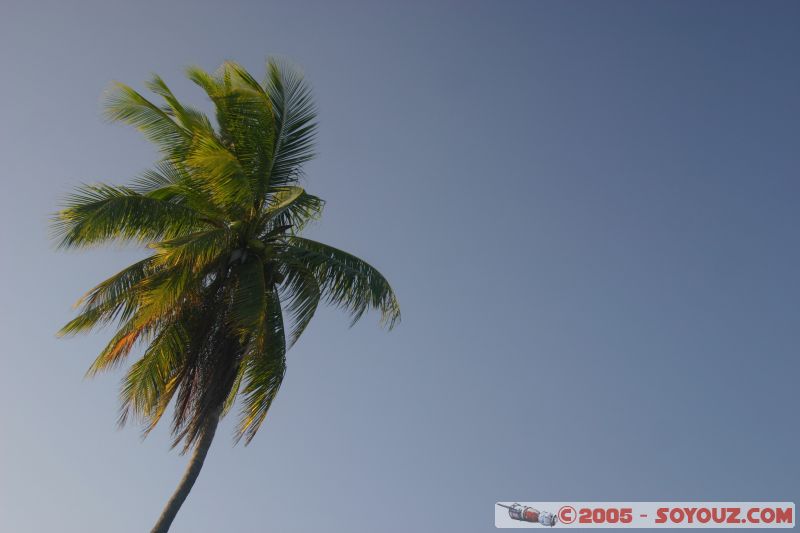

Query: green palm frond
[263,59,317,189]
[58,257,155,336]
[119,319,189,430]
[284,237,401,329]
[150,228,232,272]
[221,362,245,418]
[145,75,215,135]
[278,261,321,347]
[132,161,230,222]
[186,133,254,211]
[133,262,209,323]
[104,82,191,159]
[235,287,286,444]
[187,64,275,195]
[229,257,266,333]
[260,186,324,233]
[85,314,159,376]
[54,183,208,249]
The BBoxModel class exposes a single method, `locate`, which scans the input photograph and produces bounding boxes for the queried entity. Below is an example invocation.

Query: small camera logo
[497,503,558,527]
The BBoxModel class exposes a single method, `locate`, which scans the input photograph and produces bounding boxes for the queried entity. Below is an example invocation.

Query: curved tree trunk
[150,411,221,533]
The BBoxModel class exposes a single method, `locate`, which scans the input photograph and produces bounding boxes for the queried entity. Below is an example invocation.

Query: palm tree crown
[54,59,400,453]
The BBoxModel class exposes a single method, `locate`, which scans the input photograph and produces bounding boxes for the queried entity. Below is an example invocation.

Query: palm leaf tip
[103,82,190,157]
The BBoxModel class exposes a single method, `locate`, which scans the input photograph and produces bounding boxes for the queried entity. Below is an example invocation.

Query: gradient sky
[1,1,798,531]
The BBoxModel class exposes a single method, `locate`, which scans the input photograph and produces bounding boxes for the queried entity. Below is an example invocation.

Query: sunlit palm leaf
[260,186,324,233]
[54,184,207,248]
[150,228,232,272]
[186,133,254,210]
[104,82,191,159]
[119,319,189,429]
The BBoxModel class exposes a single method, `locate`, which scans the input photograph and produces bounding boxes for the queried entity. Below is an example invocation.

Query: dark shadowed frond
[229,257,267,333]
[283,237,401,329]
[235,286,286,444]
[278,260,321,347]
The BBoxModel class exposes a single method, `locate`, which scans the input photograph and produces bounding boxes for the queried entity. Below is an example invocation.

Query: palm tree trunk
[150,410,221,533]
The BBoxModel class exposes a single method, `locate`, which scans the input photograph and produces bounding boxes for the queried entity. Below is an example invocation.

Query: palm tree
[53,59,400,533]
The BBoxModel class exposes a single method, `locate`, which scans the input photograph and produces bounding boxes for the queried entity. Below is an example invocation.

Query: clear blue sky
[1,1,798,531]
